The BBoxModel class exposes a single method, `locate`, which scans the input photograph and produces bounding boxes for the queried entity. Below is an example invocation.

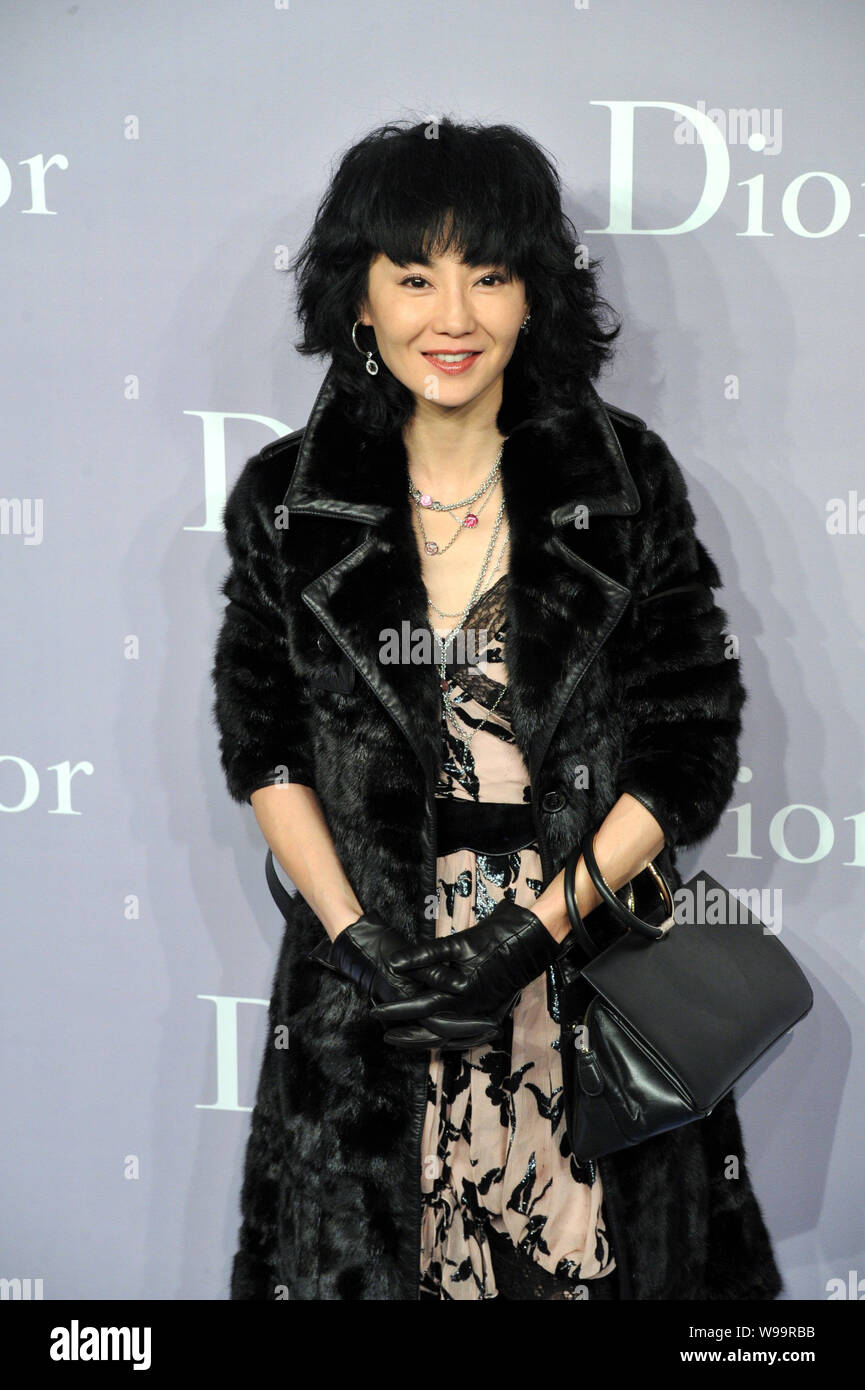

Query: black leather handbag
[559,828,814,1162]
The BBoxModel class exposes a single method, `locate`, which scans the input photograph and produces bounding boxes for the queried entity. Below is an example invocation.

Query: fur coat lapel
[281,365,641,791]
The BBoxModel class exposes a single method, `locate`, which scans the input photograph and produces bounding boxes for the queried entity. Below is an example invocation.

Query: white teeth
[428,352,475,362]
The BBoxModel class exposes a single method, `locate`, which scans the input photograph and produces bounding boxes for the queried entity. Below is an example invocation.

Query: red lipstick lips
[422,350,482,375]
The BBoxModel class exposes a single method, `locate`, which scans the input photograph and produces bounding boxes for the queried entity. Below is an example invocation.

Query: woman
[212,117,783,1300]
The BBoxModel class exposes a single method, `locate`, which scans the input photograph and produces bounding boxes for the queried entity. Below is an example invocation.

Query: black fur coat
[211,363,783,1301]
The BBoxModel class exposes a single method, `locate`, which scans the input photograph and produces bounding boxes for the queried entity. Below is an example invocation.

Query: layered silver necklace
[408,440,511,772]
[409,448,503,557]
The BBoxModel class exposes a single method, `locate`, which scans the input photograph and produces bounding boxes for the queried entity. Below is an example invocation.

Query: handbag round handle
[563,840,601,956]
[563,840,639,956]
[580,828,675,940]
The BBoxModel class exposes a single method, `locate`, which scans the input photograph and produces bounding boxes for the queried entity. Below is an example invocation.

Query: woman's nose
[430,293,477,336]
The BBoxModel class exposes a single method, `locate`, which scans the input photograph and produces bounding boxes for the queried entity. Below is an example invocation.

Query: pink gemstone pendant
[463,513,479,528]
[419,494,432,508]
[424,541,439,555]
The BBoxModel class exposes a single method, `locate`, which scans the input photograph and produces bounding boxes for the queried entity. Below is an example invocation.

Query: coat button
[316,633,331,652]
[541,788,567,813]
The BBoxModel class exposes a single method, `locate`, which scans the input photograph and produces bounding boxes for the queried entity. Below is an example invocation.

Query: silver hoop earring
[352,319,379,376]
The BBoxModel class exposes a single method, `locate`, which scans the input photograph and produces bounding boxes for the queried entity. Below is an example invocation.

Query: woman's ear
[355,268,374,326]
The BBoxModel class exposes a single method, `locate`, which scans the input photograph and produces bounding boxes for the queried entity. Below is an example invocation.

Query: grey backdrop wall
[2,0,862,1300]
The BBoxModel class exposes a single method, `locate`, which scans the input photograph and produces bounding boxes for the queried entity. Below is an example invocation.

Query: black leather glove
[313,910,508,1052]
[369,899,572,1045]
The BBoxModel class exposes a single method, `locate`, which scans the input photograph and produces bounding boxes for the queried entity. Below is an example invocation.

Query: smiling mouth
[422,350,481,360]
[421,350,483,373]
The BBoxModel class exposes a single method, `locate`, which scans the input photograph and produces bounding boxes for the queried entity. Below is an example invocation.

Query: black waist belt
[435,799,538,857]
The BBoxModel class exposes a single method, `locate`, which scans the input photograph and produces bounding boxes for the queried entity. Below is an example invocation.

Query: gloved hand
[369,899,572,1046]
[316,910,509,1052]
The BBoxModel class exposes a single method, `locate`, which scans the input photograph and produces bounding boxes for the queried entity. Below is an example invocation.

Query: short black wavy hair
[289,115,621,437]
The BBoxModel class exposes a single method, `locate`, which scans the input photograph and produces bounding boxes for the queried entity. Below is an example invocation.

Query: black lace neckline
[429,572,508,634]
[428,572,510,719]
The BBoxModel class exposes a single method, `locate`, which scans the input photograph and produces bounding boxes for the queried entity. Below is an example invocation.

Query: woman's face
[358,248,529,410]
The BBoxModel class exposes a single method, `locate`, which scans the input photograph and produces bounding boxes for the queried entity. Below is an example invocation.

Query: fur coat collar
[278,364,642,832]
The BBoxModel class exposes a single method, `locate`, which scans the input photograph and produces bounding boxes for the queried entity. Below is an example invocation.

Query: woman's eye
[399,271,508,289]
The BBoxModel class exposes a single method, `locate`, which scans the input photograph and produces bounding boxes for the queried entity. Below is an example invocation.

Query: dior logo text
[588,100,863,239]
[196,996,268,1113]
[0,150,68,212]
[0,758,93,814]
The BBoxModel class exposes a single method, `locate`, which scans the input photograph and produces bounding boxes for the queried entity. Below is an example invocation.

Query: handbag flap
[578,871,814,1109]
